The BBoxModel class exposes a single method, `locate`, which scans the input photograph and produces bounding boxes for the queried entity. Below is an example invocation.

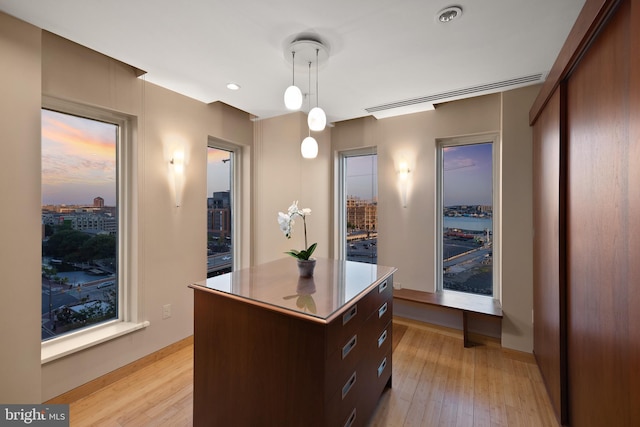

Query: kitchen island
[190,257,396,427]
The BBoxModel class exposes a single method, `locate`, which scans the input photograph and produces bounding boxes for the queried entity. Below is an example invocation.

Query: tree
[80,234,116,260]
[43,229,91,262]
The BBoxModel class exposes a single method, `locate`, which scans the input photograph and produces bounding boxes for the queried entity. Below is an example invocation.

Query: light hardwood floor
[67,317,559,426]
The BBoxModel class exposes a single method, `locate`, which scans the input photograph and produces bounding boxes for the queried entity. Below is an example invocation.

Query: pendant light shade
[301,136,318,159]
[284,85,303,111]
[307,47,326,131]
[308,107,326,131]
[284,51,303,111]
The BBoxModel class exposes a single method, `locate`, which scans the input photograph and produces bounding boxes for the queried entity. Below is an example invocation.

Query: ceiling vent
[365,72,546,118]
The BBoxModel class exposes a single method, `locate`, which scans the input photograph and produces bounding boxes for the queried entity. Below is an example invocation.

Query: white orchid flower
[288,201,299,216]
[277,201,317,260]
[277,212,292,238]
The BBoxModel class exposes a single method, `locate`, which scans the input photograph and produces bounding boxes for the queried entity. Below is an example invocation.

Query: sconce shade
[172,151,185,174]
[308,106,326,131]
[398,161,410,180]
[171,150,185,207]
[284,85,303,110]
[301,136,318,158]
[397,160,411,208]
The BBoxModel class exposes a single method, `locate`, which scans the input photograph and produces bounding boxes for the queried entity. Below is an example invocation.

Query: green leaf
[305,242,317,258]
[285,250,302,259]
[285,242,317,260]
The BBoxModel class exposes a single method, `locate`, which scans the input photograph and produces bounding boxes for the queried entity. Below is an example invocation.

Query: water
[444,216,492,232]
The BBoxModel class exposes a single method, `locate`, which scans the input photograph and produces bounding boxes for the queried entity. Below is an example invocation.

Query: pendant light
[301,134,319,158]
[284,51,303,110]
[301,61,318,159]
[307,48,326,131]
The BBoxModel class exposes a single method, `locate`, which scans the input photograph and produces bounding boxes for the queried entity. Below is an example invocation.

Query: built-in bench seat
[393,288,503,347]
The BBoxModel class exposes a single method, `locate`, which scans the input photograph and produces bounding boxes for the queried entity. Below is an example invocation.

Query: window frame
[41,96,147,364]
[207,137,242,272]
[436,133,501,299]
[336,147,377,261]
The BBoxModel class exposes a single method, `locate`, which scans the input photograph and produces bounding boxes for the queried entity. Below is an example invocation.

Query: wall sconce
[170,151,185,207]
[398,161,411,208]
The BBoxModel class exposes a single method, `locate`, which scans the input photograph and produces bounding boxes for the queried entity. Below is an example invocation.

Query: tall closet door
[629,0,640,422]
[566,0,638,424]
[532,88,566,424]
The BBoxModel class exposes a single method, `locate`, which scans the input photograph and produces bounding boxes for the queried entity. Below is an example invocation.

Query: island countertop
[189,257,397,324]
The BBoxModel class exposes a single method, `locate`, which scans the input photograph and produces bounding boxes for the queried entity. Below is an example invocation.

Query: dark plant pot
[297,258,316,278]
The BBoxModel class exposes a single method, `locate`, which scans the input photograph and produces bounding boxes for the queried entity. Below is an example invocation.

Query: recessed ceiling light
[226,83,241,90]
[437,6,462,23]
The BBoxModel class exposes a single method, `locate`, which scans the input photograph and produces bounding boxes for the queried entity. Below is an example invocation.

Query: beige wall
[0,12,43,404]
[500,85,538,351]
[253,113,332,266]
[331,88,537,352]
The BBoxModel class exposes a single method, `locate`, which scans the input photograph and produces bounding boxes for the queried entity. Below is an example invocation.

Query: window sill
[41,320,150,364]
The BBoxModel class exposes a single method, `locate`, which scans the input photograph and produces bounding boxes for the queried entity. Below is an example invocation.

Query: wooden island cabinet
[190,258,396,427]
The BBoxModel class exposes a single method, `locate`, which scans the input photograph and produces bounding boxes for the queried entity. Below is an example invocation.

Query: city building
[207,191,231,241]
[93,197,104,208]
[346,196,377,232]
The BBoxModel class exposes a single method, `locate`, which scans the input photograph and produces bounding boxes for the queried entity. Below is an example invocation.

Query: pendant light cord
[315,48,320,107]
[291,51,296,86]
[308,61,312,136]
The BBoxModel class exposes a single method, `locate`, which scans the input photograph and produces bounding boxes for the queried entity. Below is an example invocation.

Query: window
[41,98,144,362]
[207,140,240,277]
[42,107,118,340]
[437,135,499,297]
[339,148,378,264]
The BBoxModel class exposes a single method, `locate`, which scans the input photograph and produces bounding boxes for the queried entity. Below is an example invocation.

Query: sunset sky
[41,109,117,206]
[443,142,493,206]
[207,147,231,196]
[346,154,377,201]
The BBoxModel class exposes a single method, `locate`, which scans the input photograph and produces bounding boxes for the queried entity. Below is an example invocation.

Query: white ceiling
[0,0,585,123]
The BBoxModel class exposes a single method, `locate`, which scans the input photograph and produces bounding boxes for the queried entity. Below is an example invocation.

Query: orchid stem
[303,216,308,250]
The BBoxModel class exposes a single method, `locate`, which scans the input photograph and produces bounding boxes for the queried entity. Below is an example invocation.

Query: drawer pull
[378,329,388,348]
[377,357,387,377]
[342,372,357,399]
[378,302,388,319]
[378,280,388,293]
[344,408,357,427]
[342,335,357,359]
[343,305,357,325]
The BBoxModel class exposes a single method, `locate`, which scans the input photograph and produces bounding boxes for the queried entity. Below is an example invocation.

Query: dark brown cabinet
[190,258,396,427]
[531,0,640,425]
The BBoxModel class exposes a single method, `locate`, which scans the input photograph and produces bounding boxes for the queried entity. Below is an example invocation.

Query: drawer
[326,368,361,426]
[333,350,390,427]
[358,276,393,321]
[326,301,365,356]
[361,349,393,405]
[368,297,392,336]
[363,320,392,367]
[325,278,392,357]
[325,332,365,400]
